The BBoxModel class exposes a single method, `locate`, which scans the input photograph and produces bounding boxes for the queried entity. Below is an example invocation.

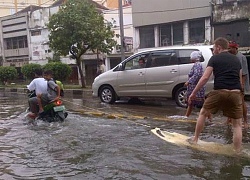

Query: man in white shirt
[27,69,47,95]
[27,69,47,119]
[96,59,106,76]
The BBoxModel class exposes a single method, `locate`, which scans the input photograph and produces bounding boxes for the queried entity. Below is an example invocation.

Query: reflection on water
[0,92,250,179]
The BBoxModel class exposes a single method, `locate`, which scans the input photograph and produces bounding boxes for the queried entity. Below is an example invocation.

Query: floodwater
[1,91,250,179]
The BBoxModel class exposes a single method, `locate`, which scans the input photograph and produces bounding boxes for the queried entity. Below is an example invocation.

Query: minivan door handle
[170,69,177,73]
[138,72,145,76]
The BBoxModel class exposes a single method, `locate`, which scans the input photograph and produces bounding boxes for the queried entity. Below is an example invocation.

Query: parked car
[92,45,214,107]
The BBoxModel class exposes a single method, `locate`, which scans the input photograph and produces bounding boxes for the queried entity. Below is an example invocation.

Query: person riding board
[188,37,243,153]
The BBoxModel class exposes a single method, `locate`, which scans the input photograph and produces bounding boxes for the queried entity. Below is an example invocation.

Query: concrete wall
[28,6,76,65]
[212,1,250,23]
[212,0,250,47]
[0,0,54,17]
[29,7,55,65]
[132,0,211,27]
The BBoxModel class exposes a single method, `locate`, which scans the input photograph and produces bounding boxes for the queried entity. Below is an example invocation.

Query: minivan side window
[124,53,150,70]
[148,51,177,67]
[177,49,205,64]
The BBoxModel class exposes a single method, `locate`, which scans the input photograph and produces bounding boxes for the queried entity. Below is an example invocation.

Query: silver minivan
[92,45,214,107]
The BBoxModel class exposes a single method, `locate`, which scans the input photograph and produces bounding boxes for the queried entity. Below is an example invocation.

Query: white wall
[28,7,75,65]
[103,6,133,54]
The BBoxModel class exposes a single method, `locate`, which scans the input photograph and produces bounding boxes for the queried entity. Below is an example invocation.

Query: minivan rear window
[148,51,177,67]
[177,49,204,64]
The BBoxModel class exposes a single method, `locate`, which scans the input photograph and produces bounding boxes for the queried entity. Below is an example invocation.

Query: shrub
[43,62,72,82]
[0,66,18,85]
[21,64,42,80]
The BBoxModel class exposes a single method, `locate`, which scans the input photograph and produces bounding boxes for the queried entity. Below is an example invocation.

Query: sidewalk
[2,87,250,101]
[0,87,93,98]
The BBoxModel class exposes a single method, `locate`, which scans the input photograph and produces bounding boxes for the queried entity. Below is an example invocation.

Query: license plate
[53,105,65,112]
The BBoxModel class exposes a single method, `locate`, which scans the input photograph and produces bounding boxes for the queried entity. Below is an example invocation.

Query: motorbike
[26,90,68,122]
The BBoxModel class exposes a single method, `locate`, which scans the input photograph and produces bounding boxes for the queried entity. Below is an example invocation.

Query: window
[6,39,12,49]
[189,19,205,44]
[160,24,172,46]
[173,23,183,45]
[124,53,150,70]
[12,38,18,49]
[4,36,28,50]
[31,30,41,36]
[139,26,155,48]
[150,51,177,67]
[177,49,204,64]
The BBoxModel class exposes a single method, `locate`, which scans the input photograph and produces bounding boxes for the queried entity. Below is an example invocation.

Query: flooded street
[1,91,250,179]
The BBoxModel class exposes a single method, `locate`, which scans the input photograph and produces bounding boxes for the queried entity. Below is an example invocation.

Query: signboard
[124,36,133,45]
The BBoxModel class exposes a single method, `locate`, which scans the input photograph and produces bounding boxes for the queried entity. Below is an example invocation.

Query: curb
[0,87,92,97]
[1,87,248,124]
[73,109,198,124]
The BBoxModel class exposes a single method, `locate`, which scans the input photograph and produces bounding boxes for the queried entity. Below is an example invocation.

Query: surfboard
[151,127,250,158]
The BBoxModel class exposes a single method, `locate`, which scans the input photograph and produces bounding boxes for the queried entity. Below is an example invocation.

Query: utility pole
[14,0,18,13]
[118,0,125,62]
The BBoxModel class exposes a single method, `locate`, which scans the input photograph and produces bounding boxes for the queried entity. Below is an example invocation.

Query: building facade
[211,0,250,48]
[0,13,30,71]
[0,1,108,85]
[132,0,212,51]
[0,0,54,17]
[93,0,132,9]
[103,5,134,69]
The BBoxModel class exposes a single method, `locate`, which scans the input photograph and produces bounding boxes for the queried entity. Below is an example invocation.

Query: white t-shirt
[27,78,47,95]
[100,64,106,73]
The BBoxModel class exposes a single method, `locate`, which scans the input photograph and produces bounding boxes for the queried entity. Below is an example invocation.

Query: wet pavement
[1,90,250,179]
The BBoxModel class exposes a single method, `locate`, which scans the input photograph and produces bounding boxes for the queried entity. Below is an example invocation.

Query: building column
[133,27,140,53]
[205,18,211,44]
[183,21,189,45]
[154,25,159,47]
[105,57,110,71]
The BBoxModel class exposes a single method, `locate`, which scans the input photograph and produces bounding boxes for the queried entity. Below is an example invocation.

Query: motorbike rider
[37,70,61,114]
[26,69,47,119]
[27,69,47,96]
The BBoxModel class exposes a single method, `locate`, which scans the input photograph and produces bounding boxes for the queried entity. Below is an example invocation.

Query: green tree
[47,52,61,63]
[0,66,18,85]
[47,0,116,87]
[21,63,42,80]
[43,62,72,82]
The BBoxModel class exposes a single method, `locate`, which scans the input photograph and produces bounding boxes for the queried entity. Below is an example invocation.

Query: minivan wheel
[100,86,116,104]
[175,87,187,108]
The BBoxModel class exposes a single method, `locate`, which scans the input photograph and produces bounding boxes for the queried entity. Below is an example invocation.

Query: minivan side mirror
[114,63,124,71]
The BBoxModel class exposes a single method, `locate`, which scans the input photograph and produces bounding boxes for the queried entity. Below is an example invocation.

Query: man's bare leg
[185,105,193,117]
[243,102,248,128]
[192,108,209,143]
[37,94,44,113]
[231,118,242,152]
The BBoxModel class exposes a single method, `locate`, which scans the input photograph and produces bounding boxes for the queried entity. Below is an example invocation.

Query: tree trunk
[76,57,86,88]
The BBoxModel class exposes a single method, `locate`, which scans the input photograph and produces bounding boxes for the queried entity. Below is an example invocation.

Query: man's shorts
[203,89,243,119]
